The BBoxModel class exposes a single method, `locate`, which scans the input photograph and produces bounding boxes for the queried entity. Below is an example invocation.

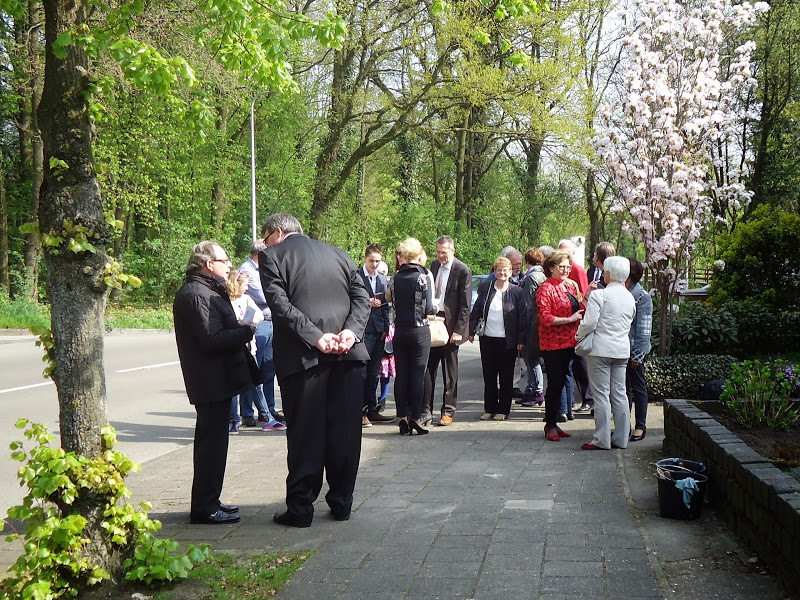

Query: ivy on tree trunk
[39,0,110,459]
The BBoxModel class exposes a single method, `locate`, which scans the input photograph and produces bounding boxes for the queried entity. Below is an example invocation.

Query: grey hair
[250,239,267,255]
[436,235,454,248]
[603,256,630,283]
[262,213,303,236]
[558,239,575,254]
[539,245,554,257]
[500,245,522,260]
[186,241,223,273]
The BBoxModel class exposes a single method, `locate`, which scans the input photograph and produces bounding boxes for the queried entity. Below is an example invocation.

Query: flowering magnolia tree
[595,0,768,356]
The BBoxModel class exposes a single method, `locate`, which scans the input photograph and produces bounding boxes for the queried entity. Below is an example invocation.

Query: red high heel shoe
[544,425,561,441]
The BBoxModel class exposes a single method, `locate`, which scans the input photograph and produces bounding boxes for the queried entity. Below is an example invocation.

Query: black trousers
[279,361,363,523]
[571,355,593,403]
[394,326,431,421]
[479,336,517,416]
[542,348,576,428]
[425,339,460,417]
[191,399,231,516]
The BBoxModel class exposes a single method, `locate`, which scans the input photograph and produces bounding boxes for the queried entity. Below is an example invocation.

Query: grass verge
[0,300,174,330]
[152,551,313,600]
[105,304,173,330]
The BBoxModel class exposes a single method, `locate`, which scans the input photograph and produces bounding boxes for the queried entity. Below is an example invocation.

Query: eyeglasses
[264,229,277,243]
[556,265,572,272]
[210,257,231,265]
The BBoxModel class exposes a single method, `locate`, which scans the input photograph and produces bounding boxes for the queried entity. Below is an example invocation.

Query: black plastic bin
[656,458,706,475]
[656,470,707,520]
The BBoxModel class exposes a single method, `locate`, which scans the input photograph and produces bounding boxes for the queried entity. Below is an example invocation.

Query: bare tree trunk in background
[18,1,44,301]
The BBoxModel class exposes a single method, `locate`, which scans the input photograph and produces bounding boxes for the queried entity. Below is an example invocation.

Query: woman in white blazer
[575,256,636,450]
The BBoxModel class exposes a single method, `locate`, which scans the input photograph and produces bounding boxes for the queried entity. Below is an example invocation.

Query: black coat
[259,234,371,382]
[469,280,529,350]
[173,271,260,405]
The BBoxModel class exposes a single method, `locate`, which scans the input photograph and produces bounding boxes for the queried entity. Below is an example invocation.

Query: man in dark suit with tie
[425,235,472,426]
[358,243,393,427]
[586,241,616,293]
[259,213,371,527]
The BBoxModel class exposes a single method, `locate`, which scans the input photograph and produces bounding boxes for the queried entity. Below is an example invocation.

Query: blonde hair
[226,270,249,298]
[494,256,512,271]
[396,238,425,264]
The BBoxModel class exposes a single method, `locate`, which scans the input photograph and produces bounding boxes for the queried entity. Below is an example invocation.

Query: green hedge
[646,354,737,402]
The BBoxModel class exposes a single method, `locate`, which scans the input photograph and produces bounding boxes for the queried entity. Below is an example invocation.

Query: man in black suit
[425,235,472,426]
[358,243,393,427]
[259,213,371,527]
[173,241,260,524]
[586,241,616,294]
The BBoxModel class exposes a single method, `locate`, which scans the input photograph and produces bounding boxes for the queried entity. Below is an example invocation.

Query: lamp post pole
[250,95,259,242]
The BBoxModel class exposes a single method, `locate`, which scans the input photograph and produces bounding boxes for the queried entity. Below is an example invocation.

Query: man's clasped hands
[315,330,357,354]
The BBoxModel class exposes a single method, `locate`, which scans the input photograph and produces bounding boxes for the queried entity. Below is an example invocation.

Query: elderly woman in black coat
[469,256,528,421]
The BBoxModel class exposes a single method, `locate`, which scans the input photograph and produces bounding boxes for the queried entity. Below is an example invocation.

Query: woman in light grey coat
[575,256,636,450]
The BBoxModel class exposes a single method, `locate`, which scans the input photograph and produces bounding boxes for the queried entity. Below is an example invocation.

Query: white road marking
[115,361,180,373]
[0,381,55,394]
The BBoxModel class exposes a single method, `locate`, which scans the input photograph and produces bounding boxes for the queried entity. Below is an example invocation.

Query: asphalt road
[0,330,209,516]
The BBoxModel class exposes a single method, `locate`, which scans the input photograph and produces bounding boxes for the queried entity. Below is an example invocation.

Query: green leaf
[53,32,73,59]
[19,222,40,235]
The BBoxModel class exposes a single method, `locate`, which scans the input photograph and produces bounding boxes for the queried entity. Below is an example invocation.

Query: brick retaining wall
[663,399,800,596]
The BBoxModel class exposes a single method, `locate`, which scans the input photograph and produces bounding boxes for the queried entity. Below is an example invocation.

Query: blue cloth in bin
[674,477,699,508]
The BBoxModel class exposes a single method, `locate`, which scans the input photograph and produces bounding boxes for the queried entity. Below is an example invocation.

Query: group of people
[173,216,651,528]
[465,239,652,453]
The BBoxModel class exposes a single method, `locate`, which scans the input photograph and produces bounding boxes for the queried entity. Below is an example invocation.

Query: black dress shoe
[242,418,258,427]
[557,414,567,423]
[219,503,239,513]
[566,412,574,421]
[630,430,647,442]
[512,387,524,398]
[330,510,351,521]
[366,410,394,422]
[190,510,241,525]
[273,511,311,528]
[272,412,286,422]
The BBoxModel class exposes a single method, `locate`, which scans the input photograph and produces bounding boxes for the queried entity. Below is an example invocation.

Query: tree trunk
[454,110,470,225]
[18,1,44,301]
[656,275,672,357]
[40,0,109,458]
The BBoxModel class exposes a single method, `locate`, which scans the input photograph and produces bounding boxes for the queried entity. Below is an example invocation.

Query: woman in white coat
[575,256,636,450]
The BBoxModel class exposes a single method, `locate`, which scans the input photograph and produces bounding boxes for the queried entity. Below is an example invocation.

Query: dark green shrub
[721,299,777,355]
[708,206,800,309]
[646,354,737,401]
[720,300,800,356]
[671,302,738,355]
[778,311,800,355]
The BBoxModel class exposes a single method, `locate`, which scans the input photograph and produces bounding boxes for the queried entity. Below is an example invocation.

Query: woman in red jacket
[536,249,585,441]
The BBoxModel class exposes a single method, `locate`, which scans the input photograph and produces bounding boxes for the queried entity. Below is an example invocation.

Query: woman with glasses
[536,249,585,441]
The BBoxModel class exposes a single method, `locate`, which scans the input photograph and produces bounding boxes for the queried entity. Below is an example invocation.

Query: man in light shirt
[424,235,472,426]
